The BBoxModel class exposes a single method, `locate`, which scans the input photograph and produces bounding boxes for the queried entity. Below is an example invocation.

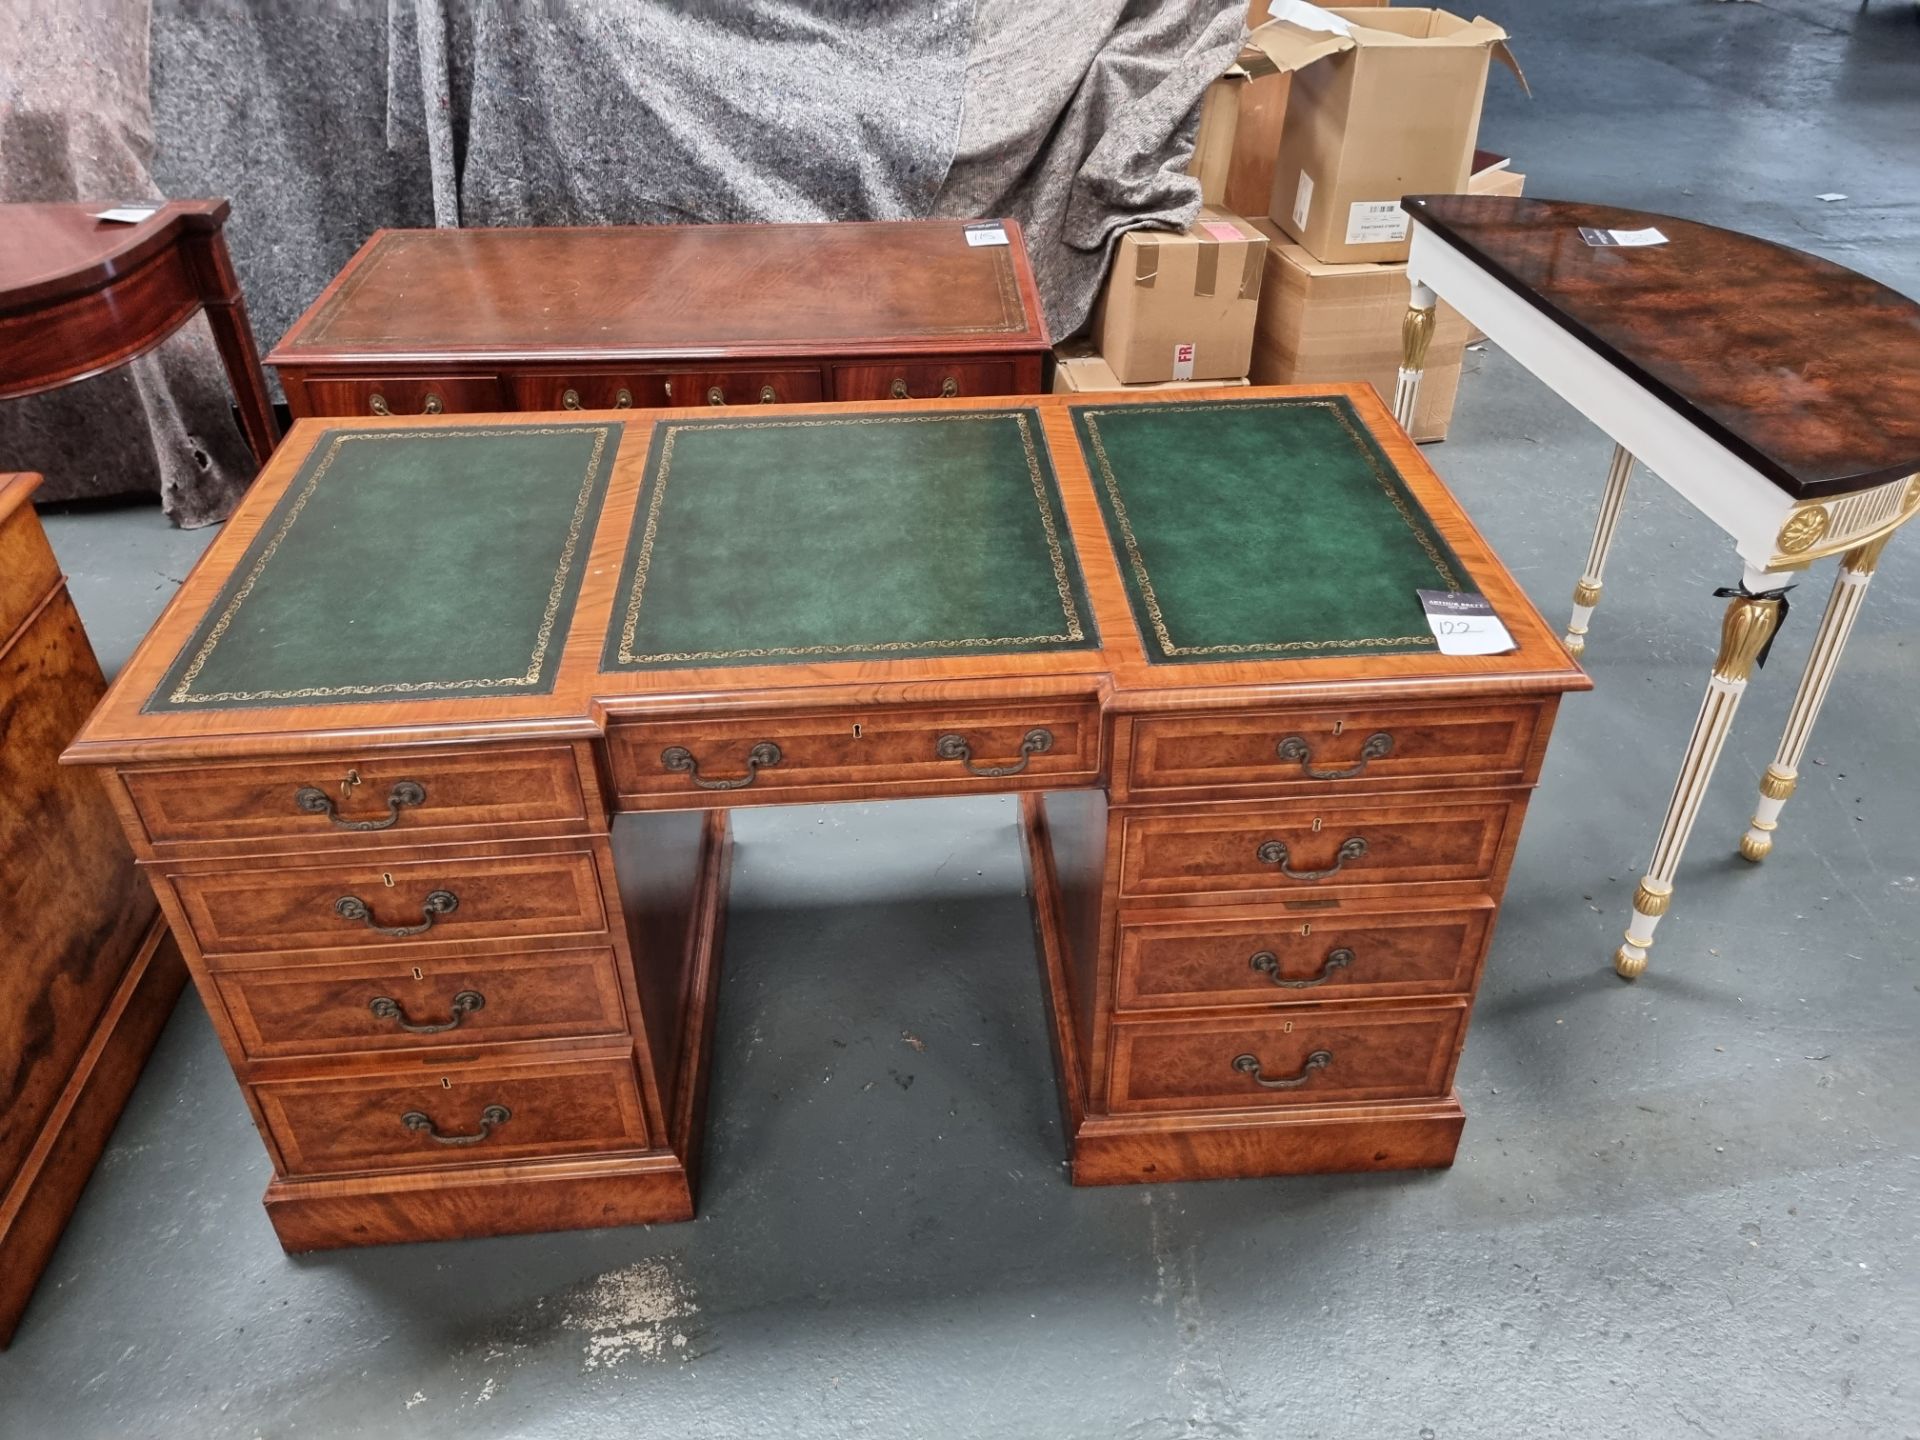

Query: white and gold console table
[1393,195,1920,979]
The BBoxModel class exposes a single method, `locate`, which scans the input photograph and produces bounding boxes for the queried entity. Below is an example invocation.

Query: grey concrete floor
[5,3,1918,1436]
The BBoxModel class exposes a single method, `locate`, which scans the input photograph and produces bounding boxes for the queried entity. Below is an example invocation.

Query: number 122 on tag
[1416,589,1517,656]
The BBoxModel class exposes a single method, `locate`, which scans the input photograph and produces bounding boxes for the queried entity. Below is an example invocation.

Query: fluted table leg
[1566,444,1635,658]
[1393,281,1438,432]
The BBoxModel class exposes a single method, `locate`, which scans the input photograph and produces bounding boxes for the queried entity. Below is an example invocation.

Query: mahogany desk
[67,388,1586,1251]
[0,199,280,464]
[268,219,1051,419]
[1394,196,1920,979]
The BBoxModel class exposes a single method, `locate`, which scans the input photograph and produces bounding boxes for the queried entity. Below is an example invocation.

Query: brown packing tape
[1195,243,1219,299]
[1238,240,1262,299]
[1133,240,1159,289]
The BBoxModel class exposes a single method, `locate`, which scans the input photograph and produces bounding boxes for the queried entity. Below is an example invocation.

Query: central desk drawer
[122,745,589,850]
[610,701,1100,805]
[1117,797,1519,903]
[301,373,505,417]
[215,946,628,1060]
[169,847,608,958]
[255,1053,649,1176]
[1115,902,1493,1012]
[1124,701,1544,799]
[1109,1003,1467,1114]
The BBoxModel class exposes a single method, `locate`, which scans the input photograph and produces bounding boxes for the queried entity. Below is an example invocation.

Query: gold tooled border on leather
[1079,398,1462,657]
[613,411,1085,666]
[158,425,612,705]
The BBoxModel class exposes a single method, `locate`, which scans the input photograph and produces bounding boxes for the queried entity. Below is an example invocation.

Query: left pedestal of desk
[0,476,186,1346]
[84,740,730,1251]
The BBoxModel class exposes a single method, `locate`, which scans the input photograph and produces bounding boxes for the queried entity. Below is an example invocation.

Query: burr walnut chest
[268,219,1051,420]
[65,388,1586,1251]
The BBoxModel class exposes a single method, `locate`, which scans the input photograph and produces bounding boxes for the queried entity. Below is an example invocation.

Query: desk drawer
[1116,902,1492,1012]
[662,368,823,407]
[215,946,628,1060]
[1124,701,1543,799]
[170,848,607,958]
[122,746,589,850]
[1117,797,1519,903]
[610,700,1100,805]
[256,1053,649,1176]
[510,372,670,412]
[300,374,506,417]
[1109,1003,1467,1114]
[831,358,1019,401]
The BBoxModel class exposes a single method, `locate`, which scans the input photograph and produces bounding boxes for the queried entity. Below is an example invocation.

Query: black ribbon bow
[1712,583,1794,670]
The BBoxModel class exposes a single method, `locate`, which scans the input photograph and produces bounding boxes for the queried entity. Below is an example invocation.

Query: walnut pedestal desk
[65,388,1586,1251]
[267,219,1050,420]
[0,199,280,464]
[1394,195,1920,979]
[0,476,186,1345]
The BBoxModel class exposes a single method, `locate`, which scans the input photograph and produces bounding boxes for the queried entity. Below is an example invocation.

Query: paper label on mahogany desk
[1072,395,1477,663]
[602,408,1099,671]
[146,423,620,711]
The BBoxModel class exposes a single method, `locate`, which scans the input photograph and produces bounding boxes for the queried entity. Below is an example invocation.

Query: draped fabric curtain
[5,0,1242,524]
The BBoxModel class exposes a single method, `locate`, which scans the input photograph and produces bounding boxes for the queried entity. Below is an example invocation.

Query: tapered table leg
[1615,587,1783,979]
[1393,281,1438,432]
[1566,445,1635,658]
[1739,535,1891,862]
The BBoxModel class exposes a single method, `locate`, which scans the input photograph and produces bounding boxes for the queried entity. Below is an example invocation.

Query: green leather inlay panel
[148,423,618,710]
[1074,397,1471,663]
[604,410,1097,670]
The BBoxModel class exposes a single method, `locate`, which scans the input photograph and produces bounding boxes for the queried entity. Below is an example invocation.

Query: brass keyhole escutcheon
[382,872,395,888]
[1333,719,1346,736]
[1300,922,1312,937]
[411,967,425,981]
[852,723,863,739]
[1282,1020,1294,1033]
[1311,816,1324,833]
[440,1076,452,1090]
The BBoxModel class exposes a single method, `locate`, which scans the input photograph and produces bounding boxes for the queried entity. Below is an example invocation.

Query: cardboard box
[1247,220,1471,441]
[1186,73,1245,206]
[1092,207,1267,384]
[1245,4,1525,264]
[1052,345,1251,394]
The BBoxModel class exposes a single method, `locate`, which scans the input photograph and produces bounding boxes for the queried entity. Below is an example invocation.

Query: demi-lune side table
[0,198,280,465]
[1393,194,1920,979]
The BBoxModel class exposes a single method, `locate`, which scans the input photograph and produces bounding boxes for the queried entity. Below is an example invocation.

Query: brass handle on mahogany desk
[615,387,633,408]
[1255,836,1368,882]
[759,385,777,404]
[573,386,634,410]
[889,376,959,400]
[400,1103,510,1146]
[660,741,782,790]
[334,889,459,937]
[1250,946,1354,989]
[367,393,443,416]
[706,385,726,406]
[1232,1050,1332,1090]
[295,780,425,831]
[562,388,582,410]
[935,727,1052,777]
[1275,732,1393,780]
[369,989,484,1034]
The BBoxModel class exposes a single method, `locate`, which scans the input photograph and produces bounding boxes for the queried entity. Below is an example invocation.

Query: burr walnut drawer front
[1117,797,1521,903]
[121,746,589,850]
[1108,1003,1468,1114]
[830,358,1020,402]
[299,373,507,417]
[1123,701,1545,799]
[255,1053,649,1176]
[610,701,1100,805]
[167,848,607,959]
[1115,901,1495,1012]
[214,946,628,1061]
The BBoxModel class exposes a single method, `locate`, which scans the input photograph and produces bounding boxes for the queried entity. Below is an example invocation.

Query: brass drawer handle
[935,727,1053,778]
[1250,946,1354,989]
[422,394,444,414]
[368,393,390,416]
[1255,836,1368,882]
[1232,1050,1332,1090]
[400,1103,510,1147]
[295,779,425,831]
[369,989,484,1034]
[615,386,633,408]
[562,388,582,410]
[759,384,777,404]
[335,888,458,937]
[661,741,782,790]
[1276,732,1393,780]
[888,376,960,400]
[706,385,726,406]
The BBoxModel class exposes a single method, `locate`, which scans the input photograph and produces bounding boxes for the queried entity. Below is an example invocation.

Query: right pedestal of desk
[1026,692,1560,1184]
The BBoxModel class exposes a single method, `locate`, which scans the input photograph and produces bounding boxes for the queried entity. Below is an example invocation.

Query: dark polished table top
[1404,195,1920,500]
[0,200,229,312]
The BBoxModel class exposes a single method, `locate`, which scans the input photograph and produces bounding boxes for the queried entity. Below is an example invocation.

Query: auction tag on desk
[1417,589,1517,656]
[964,222,1010,247]
[1578,225,1668,248]
[92,204,160,224]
